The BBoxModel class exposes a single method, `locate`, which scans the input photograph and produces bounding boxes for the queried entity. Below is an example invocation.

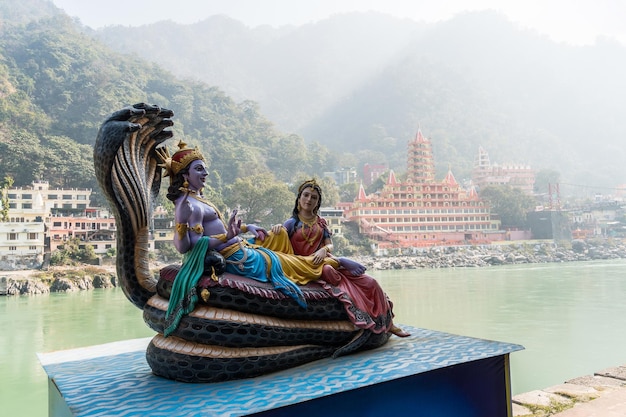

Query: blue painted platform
[38,326,523,417]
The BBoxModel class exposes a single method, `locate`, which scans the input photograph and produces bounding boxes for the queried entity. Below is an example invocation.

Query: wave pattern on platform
[39,327,523,417]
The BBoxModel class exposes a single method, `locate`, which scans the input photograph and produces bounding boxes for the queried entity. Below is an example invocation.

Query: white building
[0,180,111,266]
[319,207,344,236]
[5,180,91,222]
[0,221,45,269]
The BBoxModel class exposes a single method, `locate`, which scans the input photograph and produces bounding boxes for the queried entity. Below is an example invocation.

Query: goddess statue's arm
[270,218,296,236]
[312,237,333,264]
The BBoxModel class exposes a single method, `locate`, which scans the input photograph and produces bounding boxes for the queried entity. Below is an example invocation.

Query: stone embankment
[0,266,118,296]
[354,240,626,270]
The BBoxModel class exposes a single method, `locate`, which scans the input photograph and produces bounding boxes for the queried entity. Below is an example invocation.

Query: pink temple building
[362,163,387,187]
[472,146,535,195]
[345,130,505,249]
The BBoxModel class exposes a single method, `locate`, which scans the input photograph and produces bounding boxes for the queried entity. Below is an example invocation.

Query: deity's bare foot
[337,257,366,276]
[390,325,410,337]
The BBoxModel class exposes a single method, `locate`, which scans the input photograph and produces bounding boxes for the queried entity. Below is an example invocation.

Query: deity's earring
[179,178,190,193]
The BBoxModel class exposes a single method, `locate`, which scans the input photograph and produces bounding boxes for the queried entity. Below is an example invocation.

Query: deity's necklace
[299,214,321,247]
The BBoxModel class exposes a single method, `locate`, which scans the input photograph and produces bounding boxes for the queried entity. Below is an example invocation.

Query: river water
[2,259,626,416]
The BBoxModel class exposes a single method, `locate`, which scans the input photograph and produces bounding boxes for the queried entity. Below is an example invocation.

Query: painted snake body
[94,104,389,383]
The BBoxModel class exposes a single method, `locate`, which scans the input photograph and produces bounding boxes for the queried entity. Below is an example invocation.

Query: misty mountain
[94,12,422,132]
[93,10,626,195]
[0,1,343,206]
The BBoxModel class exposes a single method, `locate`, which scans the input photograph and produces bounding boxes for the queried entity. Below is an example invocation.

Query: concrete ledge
[513,390,572,408]
[512,366,626,417]
[550,388,626,417]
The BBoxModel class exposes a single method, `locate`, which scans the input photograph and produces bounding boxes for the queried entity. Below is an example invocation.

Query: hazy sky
[52,0,626,46]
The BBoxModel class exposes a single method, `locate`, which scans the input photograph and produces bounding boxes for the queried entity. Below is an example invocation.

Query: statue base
[38,326,523,417]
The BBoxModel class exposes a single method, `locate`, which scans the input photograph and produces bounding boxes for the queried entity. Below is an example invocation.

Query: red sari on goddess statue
[283,215,397,334]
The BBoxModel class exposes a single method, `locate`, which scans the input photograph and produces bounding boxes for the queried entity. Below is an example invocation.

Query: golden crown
[298,179,321,194]
[156,141,205,177]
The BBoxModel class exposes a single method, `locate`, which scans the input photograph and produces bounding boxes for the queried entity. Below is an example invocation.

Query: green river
[2,259,626,416]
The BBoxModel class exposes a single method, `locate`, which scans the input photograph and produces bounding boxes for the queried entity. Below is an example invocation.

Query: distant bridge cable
[558,182,624,192]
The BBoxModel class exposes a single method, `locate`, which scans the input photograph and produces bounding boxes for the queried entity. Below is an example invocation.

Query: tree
[534,169,560,195]
[43,135,95,188]
[480,185,536,229]
[223,173,293,227]
[306,141,340,177]
[79,243,97,262]
[1,175,14,221]
[157,242,183,263]
[49,237,97,265]
[339,182,360,203]
[366,171,388,194]
[0,129,46,186]
[267,134,311,182]
[287,175,341,208]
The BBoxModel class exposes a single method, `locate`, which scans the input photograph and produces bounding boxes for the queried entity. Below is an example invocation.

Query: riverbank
[513,364,626,416]
[0,265,119,295]
[353,239,626,270]
[3,240,626,295]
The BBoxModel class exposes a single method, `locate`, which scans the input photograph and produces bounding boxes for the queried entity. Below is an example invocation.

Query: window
[22,203,32,209]
[62,195,72,200]
[29,246,37,250]
[22,194,32,199]
[9,246,16,251]
[77,195,87,200]
[8,233,17,240]
[53,222,62,227]
[28,233,37,240]
[48,194,58,200]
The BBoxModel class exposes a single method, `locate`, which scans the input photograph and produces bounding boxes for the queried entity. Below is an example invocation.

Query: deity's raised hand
[226,209,241,239]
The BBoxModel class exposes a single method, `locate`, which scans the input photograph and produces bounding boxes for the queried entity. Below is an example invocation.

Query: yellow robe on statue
[222,227,340,286]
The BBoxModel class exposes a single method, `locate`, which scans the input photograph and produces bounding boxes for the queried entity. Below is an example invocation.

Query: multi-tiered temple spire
[406,129,435,183]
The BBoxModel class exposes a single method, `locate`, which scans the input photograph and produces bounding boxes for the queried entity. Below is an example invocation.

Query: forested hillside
[3,1,626,200]
[93,9,626,195]
[0,1,338,219]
